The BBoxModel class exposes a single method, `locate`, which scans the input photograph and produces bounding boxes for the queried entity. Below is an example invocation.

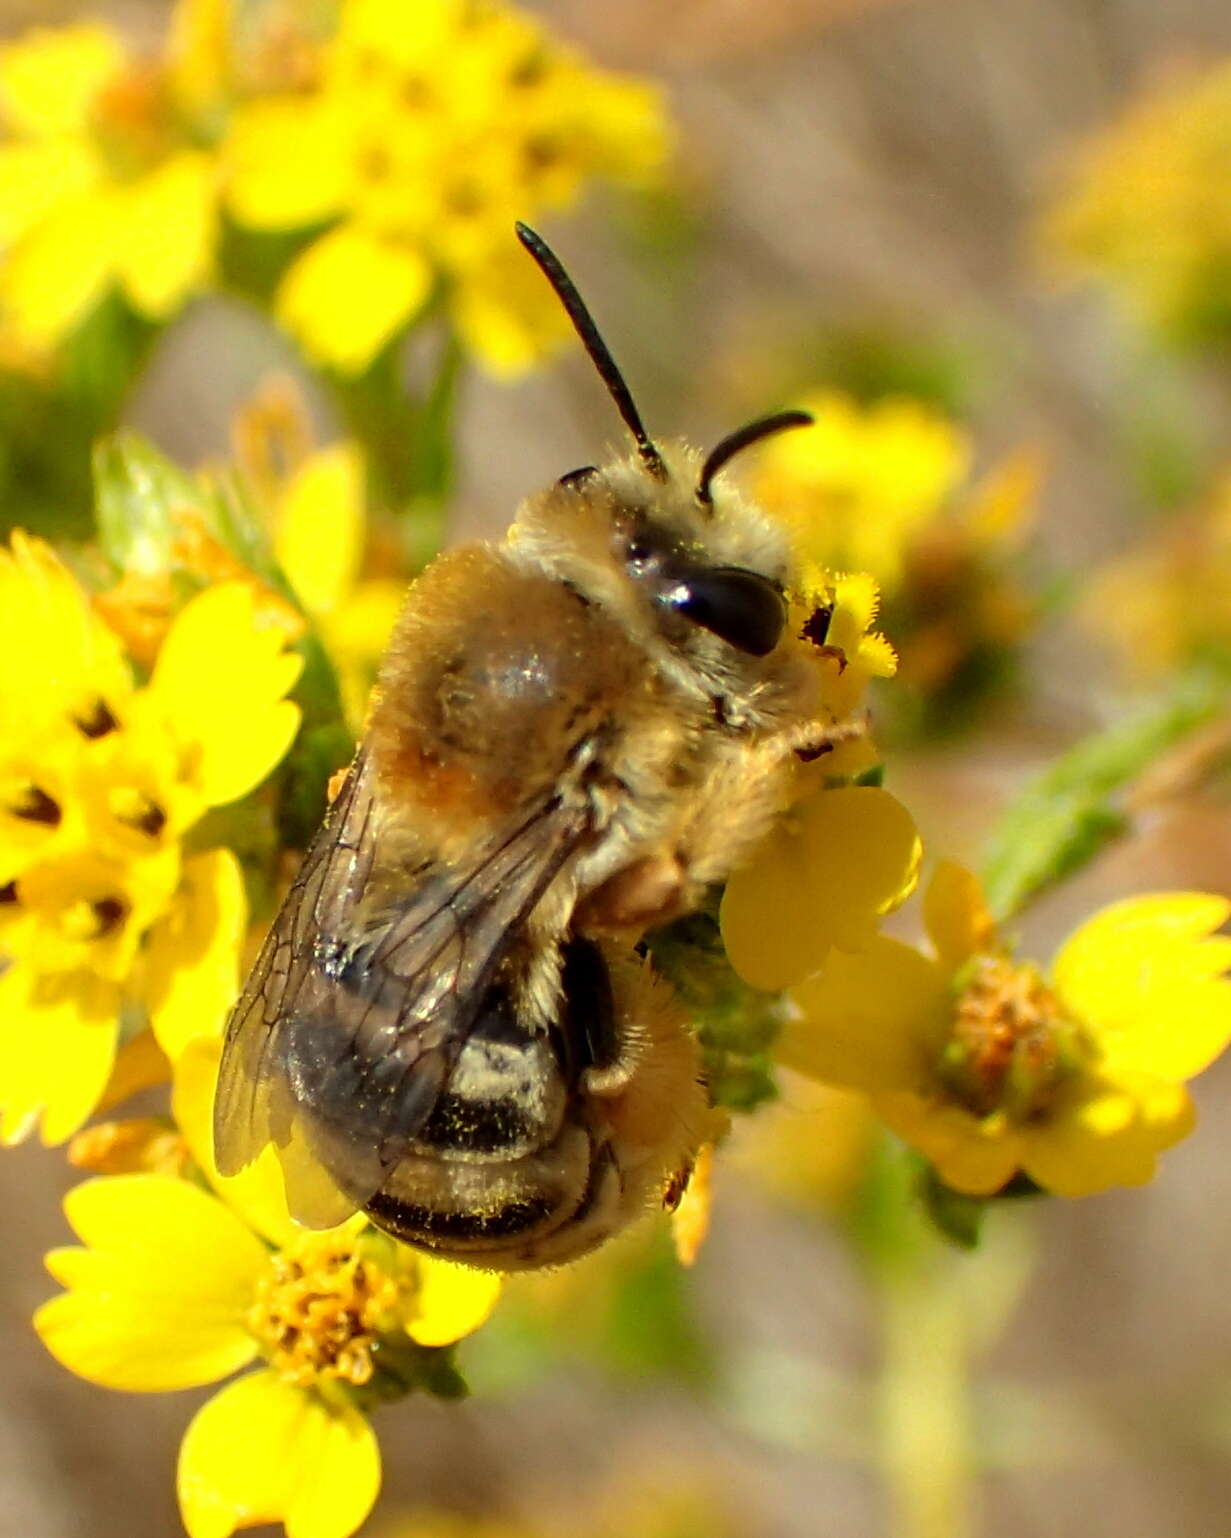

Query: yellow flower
[753,391,972,595]
[0,535,302,1143]
[1042,58,1231,340]
[223,0,671,375]
[35,1044,501,1538]
[719,567,917,992]
[779,862,1231,1197]
[0,2,227,355]
[231,380,403,728]
[1082,470,1231,676]
[751,393,1040,730]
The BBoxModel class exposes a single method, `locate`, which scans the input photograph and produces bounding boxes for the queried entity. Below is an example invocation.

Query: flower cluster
[0,2,226,360]
[224,0,669,375]
[0,0,669,379]
[748,860,1231,1198]
[1043,59,1231,344]
[38,1042,501,1538]
[0,531,301,1145]
[1082,468,1231,678]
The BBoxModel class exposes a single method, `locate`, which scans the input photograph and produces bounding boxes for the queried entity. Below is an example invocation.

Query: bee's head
[510,224,812,664]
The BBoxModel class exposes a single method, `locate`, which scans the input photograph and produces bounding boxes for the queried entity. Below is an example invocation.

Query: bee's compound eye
[669,567,786,657]
[558,465,599,489]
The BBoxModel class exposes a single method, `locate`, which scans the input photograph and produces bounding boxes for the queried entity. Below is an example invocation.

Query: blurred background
[6,1,1231,1535]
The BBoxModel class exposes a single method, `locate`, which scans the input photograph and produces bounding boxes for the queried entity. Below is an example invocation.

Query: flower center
[938,954,1083,1121]
[247,1231,404,1390]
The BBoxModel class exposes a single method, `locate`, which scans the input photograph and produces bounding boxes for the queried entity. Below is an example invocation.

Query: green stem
[877,1259,976,1538]
[981,663,1229,920]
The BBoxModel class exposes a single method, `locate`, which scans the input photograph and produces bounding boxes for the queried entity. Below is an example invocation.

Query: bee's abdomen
[412,1001,566,1161]
[362,973,627,1268]
[363,1122,621,1269]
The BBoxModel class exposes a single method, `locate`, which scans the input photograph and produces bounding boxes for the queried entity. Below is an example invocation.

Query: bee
[214,223,836,1271]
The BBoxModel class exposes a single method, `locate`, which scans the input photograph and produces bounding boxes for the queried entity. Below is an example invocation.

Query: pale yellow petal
[407,1257,501,1346]
[1020,1075,1196,1197]
[172,1036,302,1250]
[34,1174,266,1390]
[923,860,996,973]
[276,225,431,374]
[875,1092,1023,1196]
[449,245,574,379]
[178,1369,380,1538]
[720,785,921,991]
[115,151,216,319]
[782,936,947,1093]
[143,848,246,1058]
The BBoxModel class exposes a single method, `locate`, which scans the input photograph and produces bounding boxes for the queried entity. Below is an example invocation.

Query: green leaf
[646,905,786,1113]
[981,666,1229,919]
[94,431,204,575]
[919,1165,986,1251]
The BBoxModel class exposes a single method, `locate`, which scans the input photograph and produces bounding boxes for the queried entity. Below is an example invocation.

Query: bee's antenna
[515,222,667,482]
[697,410,814,506]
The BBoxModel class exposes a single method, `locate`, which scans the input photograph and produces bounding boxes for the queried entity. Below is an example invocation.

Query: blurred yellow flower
[752,393,1040,731]
[0,534,302,1144]
[1043,58,1231,341]
[233,379,405,728]
[36,1044,501,1538]
[223,0,671,375]
[1083,470,1231,676]
[0,3,226,355]
[779,862,1231,1197]
[754,391,972,594]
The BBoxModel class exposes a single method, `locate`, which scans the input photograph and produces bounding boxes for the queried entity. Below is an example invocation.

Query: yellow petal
[0,138,100,247]
[875,1092,1024,1197]
[115,151,216,319]
[0,532,132,738]
[34,1174,266,1390]
[148,581,303,807]
[178,1369,380,1538]
[172,1036,302,1250]
[1019,1074,1196,1197]
[142,848,246,1059]
[720,785,921,991]
[407,1256,501,1347]
[0,23,124,137]
[275,444,366,618]
[224,97,352,231]
[98,1028,171,1112]
[922,860,996,973]
[0,968,119,1145]
[0,186,117,348]
[782,936,947,1093]
[449,244,574,379]
[1052,892,1231,1083]
[276,225,431,374]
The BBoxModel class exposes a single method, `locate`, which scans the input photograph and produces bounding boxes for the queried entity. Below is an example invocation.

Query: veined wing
[213,749,589,1227]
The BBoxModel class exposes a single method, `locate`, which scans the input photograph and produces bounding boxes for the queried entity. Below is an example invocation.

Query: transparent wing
[213,748,587,1227]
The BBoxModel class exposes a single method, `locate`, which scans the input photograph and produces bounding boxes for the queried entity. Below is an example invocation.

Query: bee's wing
[213,748,587,1228]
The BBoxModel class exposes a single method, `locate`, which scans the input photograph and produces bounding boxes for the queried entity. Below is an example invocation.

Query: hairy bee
[214,224,834,1271]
